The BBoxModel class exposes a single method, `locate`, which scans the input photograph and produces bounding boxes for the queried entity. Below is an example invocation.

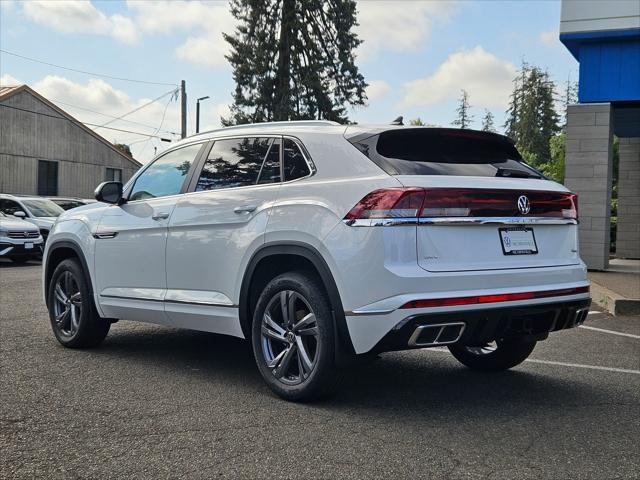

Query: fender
[239,242,356,357]
[44,239,94,309]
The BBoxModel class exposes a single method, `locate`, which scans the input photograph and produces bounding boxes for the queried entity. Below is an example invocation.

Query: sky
[0,0,578,163]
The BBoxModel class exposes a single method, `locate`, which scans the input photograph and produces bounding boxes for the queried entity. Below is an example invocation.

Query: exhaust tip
[408,322,466,347]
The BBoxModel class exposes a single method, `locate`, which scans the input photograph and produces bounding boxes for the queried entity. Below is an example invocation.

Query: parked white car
[42,121,590,401]
[0,211,43,263]
[0,194,64,243]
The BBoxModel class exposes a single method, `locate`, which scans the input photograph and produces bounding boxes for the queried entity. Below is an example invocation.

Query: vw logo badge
[517,195,530,215]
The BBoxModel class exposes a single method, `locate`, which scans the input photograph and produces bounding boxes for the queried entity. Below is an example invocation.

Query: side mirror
[13,211,26,218]
[95,181,123,204]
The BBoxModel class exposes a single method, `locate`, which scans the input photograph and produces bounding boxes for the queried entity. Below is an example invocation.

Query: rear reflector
[399,286,590,309]
[344,188,578,220]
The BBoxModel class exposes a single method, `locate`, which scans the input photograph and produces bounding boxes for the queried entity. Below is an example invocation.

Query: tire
[448,337,537,372]
[252,271,341,402]
[47,258,110,348]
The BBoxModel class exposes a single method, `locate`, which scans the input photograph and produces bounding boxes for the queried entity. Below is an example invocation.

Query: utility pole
[196,96,210,134]
[181,80,187,139]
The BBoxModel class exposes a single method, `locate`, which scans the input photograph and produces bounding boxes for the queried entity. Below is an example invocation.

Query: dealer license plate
[499,228,538,255]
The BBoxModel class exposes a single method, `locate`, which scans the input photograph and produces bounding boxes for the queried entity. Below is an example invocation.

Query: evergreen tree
[452,89,473,129]
[223,0,367,125]
[504,63,560,164]
[113,143,132,157]
[409,118,425,126]
[481,109,495,132]
[560,75,578,128]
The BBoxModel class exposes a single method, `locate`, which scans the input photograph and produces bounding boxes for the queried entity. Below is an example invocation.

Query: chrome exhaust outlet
[408,322,466,347]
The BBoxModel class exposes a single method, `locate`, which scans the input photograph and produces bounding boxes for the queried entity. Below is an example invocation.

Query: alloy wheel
[260,290,320,385]
[52,271,82,337]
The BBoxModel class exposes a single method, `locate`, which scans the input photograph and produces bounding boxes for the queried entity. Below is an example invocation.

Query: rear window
[350,129,542,178]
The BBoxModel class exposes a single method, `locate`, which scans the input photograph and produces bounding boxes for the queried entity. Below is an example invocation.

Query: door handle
[152,212,170,220]
[233,205,257,214]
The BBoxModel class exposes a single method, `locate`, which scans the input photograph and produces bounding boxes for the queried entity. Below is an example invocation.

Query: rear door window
[196,137,271,191]
[257,138,281,184]
[351,129,542,178]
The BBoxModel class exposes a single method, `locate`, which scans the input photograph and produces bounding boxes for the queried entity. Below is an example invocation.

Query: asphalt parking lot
[1,261,639,479]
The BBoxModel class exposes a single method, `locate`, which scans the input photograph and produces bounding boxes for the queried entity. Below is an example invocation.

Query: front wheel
[448,338,537,372]
[47,258,110,348]
[252,271,341,402]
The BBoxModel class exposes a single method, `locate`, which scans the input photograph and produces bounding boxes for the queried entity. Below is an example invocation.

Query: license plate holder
[25,243,33,250]
[499,227,538,255]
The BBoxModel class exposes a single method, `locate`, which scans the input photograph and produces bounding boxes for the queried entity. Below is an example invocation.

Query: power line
[50,98,180,136]
[0,49,179,87]
[95,87,178,129]
[135,93,176,155]
[0,103,175,139]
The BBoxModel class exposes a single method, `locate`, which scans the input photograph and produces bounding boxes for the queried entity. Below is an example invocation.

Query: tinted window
[53,200,85,210]
[196,137,271,191]
[257,139,281,184]
[283,138,310,181]
[0,200,23,215]
[351,129,542,178]
[130,143,202,201]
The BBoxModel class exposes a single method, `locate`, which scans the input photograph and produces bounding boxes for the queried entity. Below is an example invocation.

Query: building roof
[0,84,142,167]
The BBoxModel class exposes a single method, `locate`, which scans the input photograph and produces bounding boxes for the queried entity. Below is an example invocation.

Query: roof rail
[193,120,341,138]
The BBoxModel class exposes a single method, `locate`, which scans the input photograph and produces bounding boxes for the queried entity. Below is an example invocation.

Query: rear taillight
[344,188,578,221]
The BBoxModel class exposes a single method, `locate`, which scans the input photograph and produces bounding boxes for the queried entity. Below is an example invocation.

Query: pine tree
[452,89,473,129]
[504,63,560,164]
[409,118,425,126]
[481,109,495,132]
[560,75,578,128]
[223,0,367,125]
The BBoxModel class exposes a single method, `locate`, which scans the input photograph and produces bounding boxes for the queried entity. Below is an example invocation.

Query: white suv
[43,121,590,401]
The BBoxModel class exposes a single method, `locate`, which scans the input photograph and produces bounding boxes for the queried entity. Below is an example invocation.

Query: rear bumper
[370,298,591,354]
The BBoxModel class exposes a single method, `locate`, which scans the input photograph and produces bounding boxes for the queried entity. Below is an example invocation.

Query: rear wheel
[47,258,110,348]
[252,271,340,401]
[448,338,536,371]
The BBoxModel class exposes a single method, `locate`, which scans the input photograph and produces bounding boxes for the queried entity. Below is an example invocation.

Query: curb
[590,280,640,316]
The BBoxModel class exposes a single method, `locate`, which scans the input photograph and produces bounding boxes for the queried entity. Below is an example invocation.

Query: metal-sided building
[560,1,640,269]
[0,84,141,198]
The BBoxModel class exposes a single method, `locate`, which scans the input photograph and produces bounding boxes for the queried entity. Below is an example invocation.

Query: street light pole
[196,96,210,134]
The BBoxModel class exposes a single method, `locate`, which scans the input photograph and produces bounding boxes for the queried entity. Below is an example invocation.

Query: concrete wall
[616,137,640,259]
[0,89,139,198]
[564,103,614,271]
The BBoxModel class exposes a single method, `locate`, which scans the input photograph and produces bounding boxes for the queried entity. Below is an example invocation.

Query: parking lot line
[578,325,640,339]
[524,358,640,375]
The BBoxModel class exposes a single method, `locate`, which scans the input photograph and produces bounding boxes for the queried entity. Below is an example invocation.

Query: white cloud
[0,73,22,86]
[400,46,517,109]
[22,0,138,44]
[366,80,392,101]
[539,29,558,46]
[126,1,235,68]
[355,1,456,60]
[29,75,187,163]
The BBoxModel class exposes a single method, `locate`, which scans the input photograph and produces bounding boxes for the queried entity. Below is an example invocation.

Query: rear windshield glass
[351,129,542,178]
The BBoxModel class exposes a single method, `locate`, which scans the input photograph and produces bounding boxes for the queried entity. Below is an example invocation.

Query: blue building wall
[561,30,640,103]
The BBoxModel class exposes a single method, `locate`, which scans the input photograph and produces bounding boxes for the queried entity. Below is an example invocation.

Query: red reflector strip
[400,286,589,309]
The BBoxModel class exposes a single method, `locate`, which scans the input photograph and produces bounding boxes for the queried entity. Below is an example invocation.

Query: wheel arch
[44,240,94,309]
[239,242,355,357]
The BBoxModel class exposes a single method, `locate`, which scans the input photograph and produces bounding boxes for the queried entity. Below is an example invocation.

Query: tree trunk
[274,0,294,121]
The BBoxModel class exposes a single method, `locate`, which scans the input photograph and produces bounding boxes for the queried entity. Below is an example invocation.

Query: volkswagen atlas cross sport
[43,121,590,401]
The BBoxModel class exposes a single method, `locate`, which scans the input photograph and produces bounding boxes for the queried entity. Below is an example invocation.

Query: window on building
[283,138,310,181]
[37,160,58,196]
[106,168,123,182]
[195,137,272,191]
[129,143,203,201]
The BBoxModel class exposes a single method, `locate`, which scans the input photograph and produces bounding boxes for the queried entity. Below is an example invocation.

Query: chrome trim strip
[343,217,578,227]
[100,294,163,303]
[99,293,238,308]
[164,289,234,306]
[93,232,118,239]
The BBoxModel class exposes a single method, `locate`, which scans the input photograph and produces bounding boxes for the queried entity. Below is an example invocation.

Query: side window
[129,143,202,201]
[283,138,310,181]
[196,137,271,191]
[257,138,281,184]
[0,200,22,215]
